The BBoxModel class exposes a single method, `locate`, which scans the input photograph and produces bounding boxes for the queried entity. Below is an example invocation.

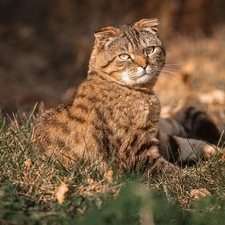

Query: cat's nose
[135,56,148,69]
[140,64,147,69]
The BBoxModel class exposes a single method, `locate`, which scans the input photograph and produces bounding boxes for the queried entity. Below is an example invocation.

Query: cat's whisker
[163,67,180,72]
[159,72,182,83]
[164,63,182,66]
[159,69,182,79]
[163,64,181,72]
[149,66,178,73]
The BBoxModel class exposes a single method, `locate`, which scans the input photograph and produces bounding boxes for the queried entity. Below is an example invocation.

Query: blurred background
[0,0,225,119]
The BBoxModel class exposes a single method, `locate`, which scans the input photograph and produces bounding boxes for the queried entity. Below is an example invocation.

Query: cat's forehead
[111,24,160,49]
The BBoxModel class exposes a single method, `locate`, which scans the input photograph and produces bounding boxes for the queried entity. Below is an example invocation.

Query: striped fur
[34,19,223,175]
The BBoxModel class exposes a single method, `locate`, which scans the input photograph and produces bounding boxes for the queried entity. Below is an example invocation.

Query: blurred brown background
[0,0,225,114]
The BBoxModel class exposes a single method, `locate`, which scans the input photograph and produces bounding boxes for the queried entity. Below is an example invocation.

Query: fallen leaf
[190,188,211,200]
[55,182,69,204]
[87,177,94,184]
[23,158,32,170]
[104,170,113,183]
[198,89,225,105]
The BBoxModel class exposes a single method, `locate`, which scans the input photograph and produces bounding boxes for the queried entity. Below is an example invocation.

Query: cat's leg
[142,144,179,176]
[158,130,220,167]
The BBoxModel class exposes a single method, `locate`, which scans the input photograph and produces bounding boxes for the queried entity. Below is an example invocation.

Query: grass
[0,109,225,225]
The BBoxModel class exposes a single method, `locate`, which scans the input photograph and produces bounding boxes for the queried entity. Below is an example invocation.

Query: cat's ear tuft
[94,27,121,45]
[134,18,159,33]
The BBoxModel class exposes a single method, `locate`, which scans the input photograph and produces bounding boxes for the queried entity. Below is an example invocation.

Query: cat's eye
[119,53,130,60]
[145,46,155,55]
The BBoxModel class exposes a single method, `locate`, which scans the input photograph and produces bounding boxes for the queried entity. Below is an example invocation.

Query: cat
[34,18,223,175]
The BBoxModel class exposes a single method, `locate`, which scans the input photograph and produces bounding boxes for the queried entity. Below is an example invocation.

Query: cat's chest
[105,89,160,127]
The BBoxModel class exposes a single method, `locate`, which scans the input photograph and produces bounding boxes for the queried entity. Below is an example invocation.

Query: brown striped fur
[34,19,223,175]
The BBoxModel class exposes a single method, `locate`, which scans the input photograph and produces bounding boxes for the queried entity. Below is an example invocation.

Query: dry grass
[0,109,225,224]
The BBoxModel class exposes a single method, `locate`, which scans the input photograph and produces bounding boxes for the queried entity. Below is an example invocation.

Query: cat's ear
[94,27,121,45]
[134,18,159,33]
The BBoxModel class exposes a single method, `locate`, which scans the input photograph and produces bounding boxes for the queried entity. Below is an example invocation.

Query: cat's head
[89,18,165,87]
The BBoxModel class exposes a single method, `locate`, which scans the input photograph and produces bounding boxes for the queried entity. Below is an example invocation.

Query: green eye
[145,46,155,55]
[119,53,130,60]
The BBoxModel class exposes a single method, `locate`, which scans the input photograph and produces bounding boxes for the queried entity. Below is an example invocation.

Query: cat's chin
[121,72,157,86]
[134,74,157,85]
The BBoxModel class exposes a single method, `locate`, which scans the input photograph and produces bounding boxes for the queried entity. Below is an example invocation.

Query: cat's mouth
[141,72,157,80]
[139,67,158,79]
[121,69,158,85]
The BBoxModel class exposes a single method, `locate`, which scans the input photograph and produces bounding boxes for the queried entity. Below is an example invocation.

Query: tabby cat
[34,19,222,175]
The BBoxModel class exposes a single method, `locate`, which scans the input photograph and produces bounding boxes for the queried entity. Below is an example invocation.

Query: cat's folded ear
[134,18,159,34]
[94,27,121,46]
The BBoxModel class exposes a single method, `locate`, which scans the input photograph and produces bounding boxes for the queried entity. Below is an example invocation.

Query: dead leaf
[23,158,32,170]
[55,182,69,204]
[103,170,113,183]
[87,177,94,184]
[198,90,225,105]
[190,188,211,200]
